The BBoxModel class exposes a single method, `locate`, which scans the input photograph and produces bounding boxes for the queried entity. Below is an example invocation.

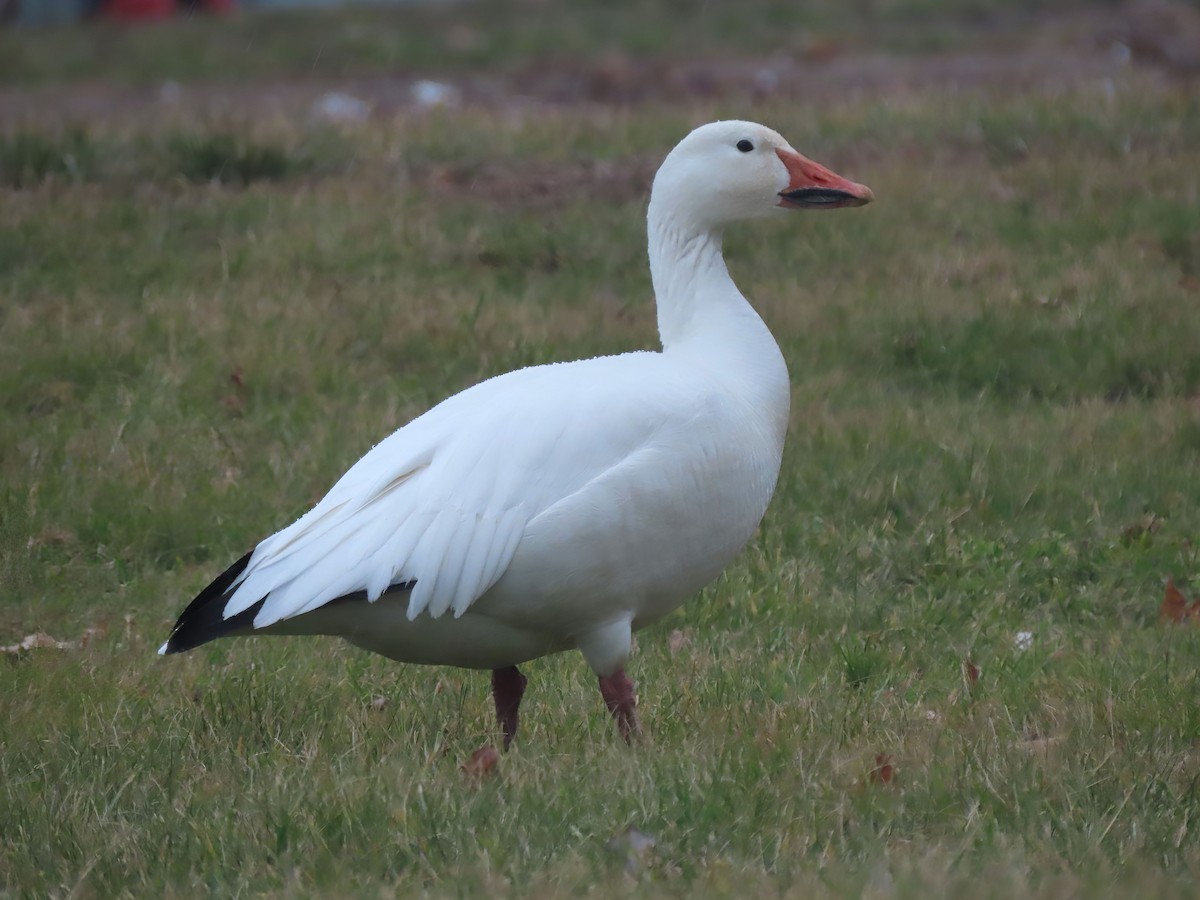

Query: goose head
[649,120,873,230]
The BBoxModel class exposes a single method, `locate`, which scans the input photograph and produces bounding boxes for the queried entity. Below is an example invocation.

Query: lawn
[3,2,1200,897]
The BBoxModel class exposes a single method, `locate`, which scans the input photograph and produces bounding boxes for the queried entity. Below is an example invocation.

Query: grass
[0,126,98,188]
[4,3,1200,897]
[0,127,350,188]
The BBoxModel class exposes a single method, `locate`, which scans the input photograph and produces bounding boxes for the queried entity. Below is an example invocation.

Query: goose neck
[646,201,791,449]
[647,204,754,351]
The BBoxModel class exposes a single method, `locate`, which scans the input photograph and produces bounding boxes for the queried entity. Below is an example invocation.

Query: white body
[169,121,863,679]
[263,317,788,675]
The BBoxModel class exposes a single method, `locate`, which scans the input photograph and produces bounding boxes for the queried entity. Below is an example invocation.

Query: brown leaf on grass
[1160,577,1193,624]
[869,753,895,785]
[964,661,980,685]
[461,745,499,781]
[667,629,688,655]
[2,632,76,654]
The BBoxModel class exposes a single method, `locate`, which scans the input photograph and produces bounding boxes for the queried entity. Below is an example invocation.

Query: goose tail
[159,551,261,655]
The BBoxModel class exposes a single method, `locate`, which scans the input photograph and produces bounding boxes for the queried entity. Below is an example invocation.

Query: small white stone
[411,80,461,109]
[311,91,370,123]
[1014,631,1034,651]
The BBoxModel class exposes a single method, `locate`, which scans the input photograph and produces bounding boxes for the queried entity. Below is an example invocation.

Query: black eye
[736,139,754,153]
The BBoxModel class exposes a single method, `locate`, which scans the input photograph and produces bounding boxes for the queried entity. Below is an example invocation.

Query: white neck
[645,194,792,444]
[648,213,731,348]
[647,196,771,352]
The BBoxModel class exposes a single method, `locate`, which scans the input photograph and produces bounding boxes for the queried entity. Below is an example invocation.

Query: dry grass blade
[461,746,500,782]
[1,633,76,654]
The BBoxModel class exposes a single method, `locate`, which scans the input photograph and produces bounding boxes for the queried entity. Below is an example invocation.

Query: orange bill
[776,149,873,209]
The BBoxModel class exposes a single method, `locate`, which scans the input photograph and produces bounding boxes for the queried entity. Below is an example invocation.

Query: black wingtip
[161,550,262,655]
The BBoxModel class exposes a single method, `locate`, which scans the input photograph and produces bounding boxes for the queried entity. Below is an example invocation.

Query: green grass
[4,5,1200,896]
[0,126,98,188]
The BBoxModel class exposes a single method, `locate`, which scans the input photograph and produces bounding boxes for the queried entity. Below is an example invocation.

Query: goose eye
[736,139,754,153]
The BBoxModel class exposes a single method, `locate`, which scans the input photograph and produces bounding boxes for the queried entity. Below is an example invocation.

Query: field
[3,1,1200,896]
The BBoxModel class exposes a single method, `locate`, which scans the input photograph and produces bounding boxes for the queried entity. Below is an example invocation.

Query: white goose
[160,121,872,745]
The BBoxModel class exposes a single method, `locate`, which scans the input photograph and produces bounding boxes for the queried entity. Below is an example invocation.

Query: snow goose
[160,120,872,745]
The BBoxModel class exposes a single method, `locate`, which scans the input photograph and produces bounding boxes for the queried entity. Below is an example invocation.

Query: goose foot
[491,665,528,750]
[598,669,640,742]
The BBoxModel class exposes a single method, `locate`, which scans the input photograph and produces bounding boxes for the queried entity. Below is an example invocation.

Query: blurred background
[1,0,1197,207]
[2,0,1198,111]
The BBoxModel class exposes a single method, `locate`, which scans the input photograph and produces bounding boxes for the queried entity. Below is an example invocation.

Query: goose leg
[598,669,640,742]
[579,617,638,742]
[491,665,528,750]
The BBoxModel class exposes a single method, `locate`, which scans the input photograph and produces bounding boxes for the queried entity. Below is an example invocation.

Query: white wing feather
[220,353,680,630]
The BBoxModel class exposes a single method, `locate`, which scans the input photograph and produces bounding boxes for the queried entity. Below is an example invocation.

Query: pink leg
[598,669,640,742]
[491,666,528,750]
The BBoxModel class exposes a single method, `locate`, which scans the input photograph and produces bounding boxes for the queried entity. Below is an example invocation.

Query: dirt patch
[419,154,657,210]
[1104,0,1200,74]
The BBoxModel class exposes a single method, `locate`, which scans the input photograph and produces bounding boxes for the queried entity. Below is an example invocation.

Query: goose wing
[215,353,687,630]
